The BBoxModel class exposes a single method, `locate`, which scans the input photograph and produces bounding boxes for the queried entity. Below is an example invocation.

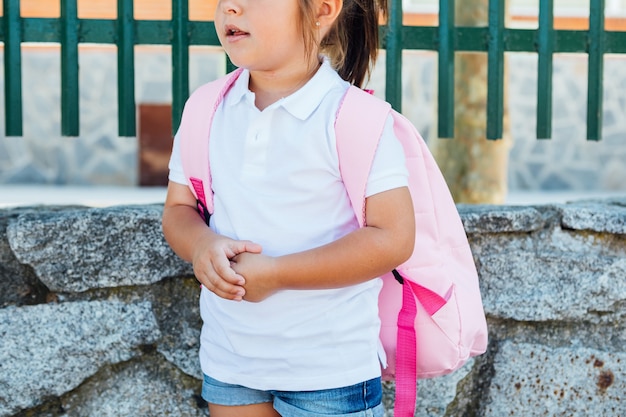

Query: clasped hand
[191,235,277,302]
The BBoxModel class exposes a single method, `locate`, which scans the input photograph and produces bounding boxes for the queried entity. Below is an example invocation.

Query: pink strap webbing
[412,281,447,316]
[190,178,206,205]
[190,177,210,225]
[393,278,446,417]
[395,281,419,417]
[394,279,447,416]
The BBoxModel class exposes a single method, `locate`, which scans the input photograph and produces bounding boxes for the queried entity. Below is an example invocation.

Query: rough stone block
[382,360,475,417]
[0,209,49,306]
[479,253,626,321]
[60,355,205,417]
[458,205,546,234]
[151,277,203,379]
[6,205,192,292]
[483,341,624,416]
[0,300,160,416]
[560,202,626,234]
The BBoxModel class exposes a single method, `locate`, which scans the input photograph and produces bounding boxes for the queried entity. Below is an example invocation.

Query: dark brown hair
[299,0,388,88]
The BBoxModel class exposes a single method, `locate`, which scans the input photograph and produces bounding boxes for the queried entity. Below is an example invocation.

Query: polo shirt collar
[224,69,253,108]
[224,59,343,120]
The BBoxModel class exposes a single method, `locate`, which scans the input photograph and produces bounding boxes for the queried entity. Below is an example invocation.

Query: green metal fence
[1,0,625,140]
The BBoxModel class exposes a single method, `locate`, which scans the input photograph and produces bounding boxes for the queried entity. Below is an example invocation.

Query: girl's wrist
[269,255,289,290]
[191,229,217,263]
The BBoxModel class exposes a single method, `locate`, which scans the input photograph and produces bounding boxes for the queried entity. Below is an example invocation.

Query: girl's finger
[211,279,246,301]
[199,269,246,301]
[212,258,246,285]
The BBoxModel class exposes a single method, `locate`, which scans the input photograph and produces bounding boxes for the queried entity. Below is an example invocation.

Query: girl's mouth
[225,26,248,37]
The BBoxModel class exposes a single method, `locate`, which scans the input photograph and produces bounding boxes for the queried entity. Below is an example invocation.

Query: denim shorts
[201,374,384,417]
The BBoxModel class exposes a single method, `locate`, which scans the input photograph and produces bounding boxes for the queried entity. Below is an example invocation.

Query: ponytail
[321,0,388,88]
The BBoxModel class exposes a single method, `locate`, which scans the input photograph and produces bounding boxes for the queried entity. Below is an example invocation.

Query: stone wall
[1,199,625,417]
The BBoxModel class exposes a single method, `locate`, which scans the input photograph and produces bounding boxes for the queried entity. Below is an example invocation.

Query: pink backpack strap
[179,68,244,223]
[335,86,390,227]
[336,87,446,417]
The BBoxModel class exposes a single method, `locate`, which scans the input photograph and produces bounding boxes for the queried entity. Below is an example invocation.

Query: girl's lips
[224,25,249,38]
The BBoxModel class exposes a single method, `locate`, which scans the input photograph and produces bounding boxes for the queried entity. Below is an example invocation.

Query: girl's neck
[248,58,322,111]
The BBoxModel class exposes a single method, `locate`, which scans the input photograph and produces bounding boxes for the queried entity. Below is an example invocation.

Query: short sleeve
[365,115,409,197]
[167,132,188,185]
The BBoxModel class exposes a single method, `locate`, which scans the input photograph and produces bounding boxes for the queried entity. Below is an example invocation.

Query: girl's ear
[317,0,342,29]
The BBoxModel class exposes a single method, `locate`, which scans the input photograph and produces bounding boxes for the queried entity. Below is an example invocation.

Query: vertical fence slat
[536,0,554,139]
[587,0,605,141]
[385,0,403,111]
[487,0,505,140]
[61,0,80,136]
[3,0,23,136]
[438,0,455,138]
[117,0,136,137]
[172,0,190,135]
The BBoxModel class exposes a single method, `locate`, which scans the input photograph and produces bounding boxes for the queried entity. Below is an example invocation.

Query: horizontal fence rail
[1,0,625,139]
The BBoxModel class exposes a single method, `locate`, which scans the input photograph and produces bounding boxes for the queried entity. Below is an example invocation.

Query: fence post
[117,0,136,137]
[61,0,80,136]
[431,0,510,204]
[438,0,456,139]
[536,0,554,139]
[487,0,505,140]
[4,0,23,136]
[172,0,190,135]
[587,0,605,141]
[385,0,403,111]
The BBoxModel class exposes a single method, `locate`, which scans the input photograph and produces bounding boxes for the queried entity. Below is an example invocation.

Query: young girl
[162,0,415,415]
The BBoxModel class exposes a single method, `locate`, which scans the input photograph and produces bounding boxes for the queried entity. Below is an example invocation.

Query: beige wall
[5,0,625,29]
[1,0,218,20]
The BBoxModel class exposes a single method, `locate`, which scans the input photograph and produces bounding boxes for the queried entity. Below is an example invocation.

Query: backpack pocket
[412,282,467,378]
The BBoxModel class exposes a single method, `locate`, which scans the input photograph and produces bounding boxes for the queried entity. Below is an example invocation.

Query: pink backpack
[179,69,488,417]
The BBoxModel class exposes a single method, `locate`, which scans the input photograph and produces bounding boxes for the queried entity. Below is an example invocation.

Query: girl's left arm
[231,186,415,302]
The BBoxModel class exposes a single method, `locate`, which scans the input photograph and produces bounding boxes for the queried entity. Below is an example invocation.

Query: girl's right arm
[161,181,262,301]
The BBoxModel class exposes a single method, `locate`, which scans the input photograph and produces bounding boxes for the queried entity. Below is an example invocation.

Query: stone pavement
[0,185,167,208]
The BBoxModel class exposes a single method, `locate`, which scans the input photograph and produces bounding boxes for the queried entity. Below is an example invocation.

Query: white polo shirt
[168,60,408,391]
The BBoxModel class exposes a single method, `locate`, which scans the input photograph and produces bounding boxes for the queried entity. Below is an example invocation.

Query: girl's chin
[225,55,248,69]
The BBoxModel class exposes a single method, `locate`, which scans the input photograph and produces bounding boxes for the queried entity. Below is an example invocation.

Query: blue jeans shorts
[202,374,384,417]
